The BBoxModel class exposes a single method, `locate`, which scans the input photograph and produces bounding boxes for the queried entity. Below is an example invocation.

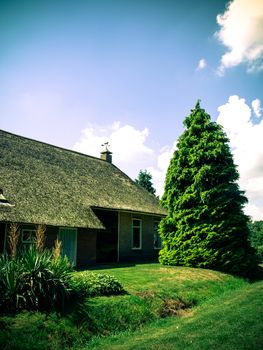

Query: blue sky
[1,0,263,219]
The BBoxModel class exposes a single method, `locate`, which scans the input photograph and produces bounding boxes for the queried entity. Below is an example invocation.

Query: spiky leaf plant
[0,244,72,313]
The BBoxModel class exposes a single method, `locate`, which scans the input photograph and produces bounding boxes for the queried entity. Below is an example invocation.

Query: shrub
[0,246,73,313]
[70,271,125,298]
[249,220,263,262]
[20,245,72,311]
[0,254,24,312]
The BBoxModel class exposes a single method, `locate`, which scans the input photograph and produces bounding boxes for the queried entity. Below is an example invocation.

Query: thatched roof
[0,130,166,229]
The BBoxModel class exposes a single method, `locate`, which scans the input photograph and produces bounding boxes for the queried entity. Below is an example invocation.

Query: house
[0,129,166,266]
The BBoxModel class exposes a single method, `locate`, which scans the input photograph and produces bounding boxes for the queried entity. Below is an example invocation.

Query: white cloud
[72,101,263,221]
[244,203,263,221]
[252,98,262,117]
[197,58,207,70]
[147,141,177,196]
[215,0,263,75]
[73,121,177,196]
[217,95,263,220]
[73,122,154,180]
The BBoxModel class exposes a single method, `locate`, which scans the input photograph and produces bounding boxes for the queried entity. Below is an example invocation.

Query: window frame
[21,229,36,244]
[153,220,162,250]
[131,218,142,250]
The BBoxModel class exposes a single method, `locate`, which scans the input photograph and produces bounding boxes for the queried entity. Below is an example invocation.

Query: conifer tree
[135,169,156,195]
[159,101,257,277]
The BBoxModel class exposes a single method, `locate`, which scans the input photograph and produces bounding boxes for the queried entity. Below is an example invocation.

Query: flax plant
[1,229,73,313]
[53,238,62,261]
[8,223,20,259]
[35,224,46,252]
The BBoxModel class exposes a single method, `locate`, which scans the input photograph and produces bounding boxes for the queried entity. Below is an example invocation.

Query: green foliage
[159,101,258,277]
[70,271,125,297]
[0,246,72,313]
[0,255,24,311]
[249,221,263,261]
[135,169,156,195]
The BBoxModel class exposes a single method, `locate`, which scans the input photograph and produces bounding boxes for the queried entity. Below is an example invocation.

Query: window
[21,229,36,244]
[132,218,142,249]
[154,221,162,249]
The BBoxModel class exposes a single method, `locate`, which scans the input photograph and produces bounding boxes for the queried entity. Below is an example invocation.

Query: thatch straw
[0,129,166,229]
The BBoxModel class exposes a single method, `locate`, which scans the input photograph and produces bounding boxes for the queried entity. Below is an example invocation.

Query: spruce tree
[135,169,156,195]
[159,101,257,277]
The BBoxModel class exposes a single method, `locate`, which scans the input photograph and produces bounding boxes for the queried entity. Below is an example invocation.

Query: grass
[79,280,263,350]
[88,263,248,303]
[0,263,262,350]
[0,312,88,350]
[67,263,248,337]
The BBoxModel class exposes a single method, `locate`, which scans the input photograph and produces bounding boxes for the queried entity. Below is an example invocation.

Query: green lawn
[74,264,247,335]
[88,263,247,300]
[1,263,262,350]
[81,279,263,350]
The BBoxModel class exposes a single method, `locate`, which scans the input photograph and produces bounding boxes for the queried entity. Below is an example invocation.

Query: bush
[0,254,24,312]
[0,246,73,313]
[70,271,125,298]
[249,220,263,262]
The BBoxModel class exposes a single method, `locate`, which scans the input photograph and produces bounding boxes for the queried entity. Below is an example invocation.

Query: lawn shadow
[75,260,158,271]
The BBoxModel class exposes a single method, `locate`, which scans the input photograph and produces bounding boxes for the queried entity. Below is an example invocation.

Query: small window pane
[133,219,141,227]
[133,230,140,248]
[21,229,35,244]
[132,219,142,249]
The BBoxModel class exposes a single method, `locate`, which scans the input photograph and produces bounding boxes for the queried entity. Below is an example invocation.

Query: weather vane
[101,142,110,151]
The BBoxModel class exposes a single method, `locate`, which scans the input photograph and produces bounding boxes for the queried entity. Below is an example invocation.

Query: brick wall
[118,212,161,262]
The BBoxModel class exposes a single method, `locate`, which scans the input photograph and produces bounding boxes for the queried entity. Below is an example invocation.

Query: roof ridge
[0,128,138,185]
[0,128,105,163]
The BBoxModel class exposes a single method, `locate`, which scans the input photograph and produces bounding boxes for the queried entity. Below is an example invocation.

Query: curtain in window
[59,228,77,265]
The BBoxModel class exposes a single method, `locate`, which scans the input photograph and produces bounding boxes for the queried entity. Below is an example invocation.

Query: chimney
[100,142,112,163]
